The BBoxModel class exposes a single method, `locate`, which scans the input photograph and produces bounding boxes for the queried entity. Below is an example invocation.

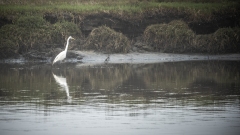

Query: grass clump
[195,27,240,53]
[144,20,195,53]
[144,20,240,53]
[213,27,240,52]
[0,16,81,57]
[0,16,53,54]
[84,26,130,53]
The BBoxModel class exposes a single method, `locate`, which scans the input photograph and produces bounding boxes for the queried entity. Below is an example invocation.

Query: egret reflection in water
[52,72,71,102]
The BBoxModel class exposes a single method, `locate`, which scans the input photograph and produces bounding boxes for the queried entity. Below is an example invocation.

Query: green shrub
[0,16,82,56]
[0,16,52,52]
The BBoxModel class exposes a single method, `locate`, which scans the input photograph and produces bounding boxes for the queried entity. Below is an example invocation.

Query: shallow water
[0,61,240,135]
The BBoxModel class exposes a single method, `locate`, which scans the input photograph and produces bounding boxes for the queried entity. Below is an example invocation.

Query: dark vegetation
[0,0,240,59]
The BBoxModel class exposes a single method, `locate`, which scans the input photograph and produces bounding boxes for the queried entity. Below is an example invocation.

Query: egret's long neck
[64,37,70,52]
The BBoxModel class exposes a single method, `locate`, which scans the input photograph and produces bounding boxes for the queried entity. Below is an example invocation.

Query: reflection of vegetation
[0,64,53,102]
[67,64,132,91]
[139,62,240,92]
[0,61,239,106]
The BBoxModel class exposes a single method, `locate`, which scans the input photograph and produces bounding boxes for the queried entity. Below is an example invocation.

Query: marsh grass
[0,16,81,56]
[195,27,240,53]
[52,21,82,45]
[0,3,146,15]
[0,0,238,20]
[0,25,18,57]
[158,2,238,21]
[144,20,240,53]
[84,26,130,53]
[144,20,195,52]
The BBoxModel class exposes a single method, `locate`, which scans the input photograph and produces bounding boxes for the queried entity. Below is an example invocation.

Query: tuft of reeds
[83,26,130,53]
[144,20,195,52]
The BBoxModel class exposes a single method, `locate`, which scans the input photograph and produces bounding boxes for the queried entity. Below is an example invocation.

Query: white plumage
[52,36,75,65]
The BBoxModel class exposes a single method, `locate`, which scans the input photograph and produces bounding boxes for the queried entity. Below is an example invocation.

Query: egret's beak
[72,37,75,40]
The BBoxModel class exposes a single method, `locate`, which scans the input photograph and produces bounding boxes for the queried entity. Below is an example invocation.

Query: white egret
[52,36,75,65]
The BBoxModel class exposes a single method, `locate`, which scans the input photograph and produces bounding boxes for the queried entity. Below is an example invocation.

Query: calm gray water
[0,61,240,135]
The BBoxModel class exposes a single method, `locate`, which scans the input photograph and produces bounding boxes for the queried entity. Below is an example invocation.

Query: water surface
[0,61,240,135]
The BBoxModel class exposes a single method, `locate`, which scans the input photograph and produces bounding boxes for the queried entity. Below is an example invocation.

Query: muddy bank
[77,51,240,65]
[1,50,240,65]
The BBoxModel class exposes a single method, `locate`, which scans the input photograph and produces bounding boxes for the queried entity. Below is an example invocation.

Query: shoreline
[1,51,240,64]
